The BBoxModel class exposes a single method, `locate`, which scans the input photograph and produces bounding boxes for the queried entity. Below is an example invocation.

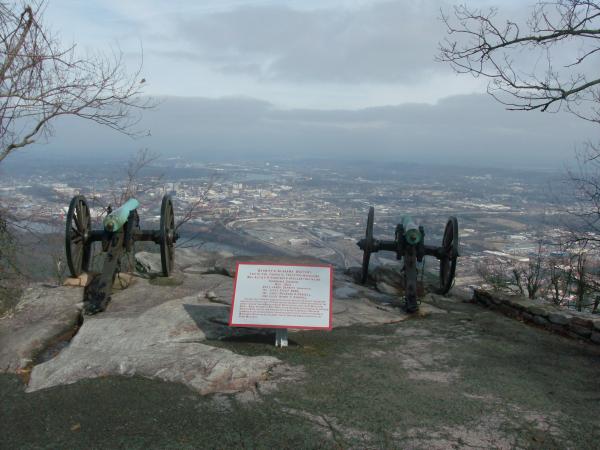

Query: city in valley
[0,155,593,304]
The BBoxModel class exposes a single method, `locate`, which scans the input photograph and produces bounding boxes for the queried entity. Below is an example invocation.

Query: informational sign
[229,263,333,330]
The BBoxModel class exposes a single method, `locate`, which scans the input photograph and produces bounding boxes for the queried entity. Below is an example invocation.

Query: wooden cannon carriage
[65,195,178,314]
[357,207,459,312]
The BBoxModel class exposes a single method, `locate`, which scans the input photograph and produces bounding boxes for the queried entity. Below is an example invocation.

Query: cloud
[36,93,594,170]
[44,0,541,108]
[171,1,449,83]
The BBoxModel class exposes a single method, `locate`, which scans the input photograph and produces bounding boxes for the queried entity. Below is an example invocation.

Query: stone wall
[473,289,600,345]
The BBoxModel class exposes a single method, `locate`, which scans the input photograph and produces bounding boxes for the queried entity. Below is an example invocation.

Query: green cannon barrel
[103,198,140,232]
[402,215,422,245]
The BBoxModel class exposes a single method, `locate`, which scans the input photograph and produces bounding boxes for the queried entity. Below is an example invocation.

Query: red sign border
[229,262,333,330]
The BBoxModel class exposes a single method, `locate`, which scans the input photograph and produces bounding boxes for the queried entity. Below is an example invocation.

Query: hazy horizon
[8,92,590,171]
[5,0,596,171]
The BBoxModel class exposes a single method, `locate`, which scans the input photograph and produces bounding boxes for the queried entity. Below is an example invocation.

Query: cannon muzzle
[357,238,366,250]
[402,215,422,245]
[103,198,140,232]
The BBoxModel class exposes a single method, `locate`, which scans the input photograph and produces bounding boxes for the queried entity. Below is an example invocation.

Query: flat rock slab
[135,249,233,276]
[333,297,408,327]
[104,272,233,316]
[27,295,280,395]
[3,250,421,396]
[332,280,408,327]
[19,274,409,394]
[0,285,83,373]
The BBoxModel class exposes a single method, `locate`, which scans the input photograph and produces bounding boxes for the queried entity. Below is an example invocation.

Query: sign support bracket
[275,328,288,347]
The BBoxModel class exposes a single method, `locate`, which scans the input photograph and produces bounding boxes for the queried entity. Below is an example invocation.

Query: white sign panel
[229,263,333,330]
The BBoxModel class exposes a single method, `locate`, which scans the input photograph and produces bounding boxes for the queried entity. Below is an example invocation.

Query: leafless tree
[0,201,40,293]
[574,249,588,310]
[0,3,152,164]
[439,1,600,223]
[175,179,214,230]
[173,178,239,249]
[438,1,600,124]
[120,149,162,204]
[0,210,21,312]
[562,148,600,242]
[478,251,546,297]
[520,241,546,299]
[439,1,600,304]
[476,257,514,292]
[511,266,525,295]
[546,252,574,306]
[0,3,151,306]
[541,237,597,309]
[95,148,162,210]
[545,242,598,310]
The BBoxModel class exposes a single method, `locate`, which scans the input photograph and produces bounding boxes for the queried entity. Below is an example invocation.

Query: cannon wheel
[361,206,375,284]
[159,195,175,277]
[65,195,92,277]
[437,217,459,294]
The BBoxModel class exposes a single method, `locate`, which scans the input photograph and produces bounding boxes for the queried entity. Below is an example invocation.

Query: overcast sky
[31,0,596,169]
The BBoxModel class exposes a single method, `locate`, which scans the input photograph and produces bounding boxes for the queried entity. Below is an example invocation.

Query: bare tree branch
[0,3,154,302]
[440,1,600,307]
[117,148,161,206]
[0,3,153,164]
[438,1,600,122]
[175,177,215,233]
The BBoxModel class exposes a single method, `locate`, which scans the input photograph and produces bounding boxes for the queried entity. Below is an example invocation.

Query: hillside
[1,249,600,448]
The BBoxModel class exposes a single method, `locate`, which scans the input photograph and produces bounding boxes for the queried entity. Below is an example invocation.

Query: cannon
[357,207,459,313]
[65,194,178,314]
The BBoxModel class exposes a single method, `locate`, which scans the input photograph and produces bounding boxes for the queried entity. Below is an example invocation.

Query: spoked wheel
[159,195,175,277]
[437,216,459,294]
[359,206,375,284]
[65,195,92,277]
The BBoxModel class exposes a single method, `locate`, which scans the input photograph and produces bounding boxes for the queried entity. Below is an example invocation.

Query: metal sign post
[275,329,288,347]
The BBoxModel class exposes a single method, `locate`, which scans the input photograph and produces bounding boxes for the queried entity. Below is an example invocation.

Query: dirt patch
[399,417,518,449]
[391,335,460,384]
[394,327,432,337]
[257,363,306,397]
[396,403,563,449]
[282,407,374,447]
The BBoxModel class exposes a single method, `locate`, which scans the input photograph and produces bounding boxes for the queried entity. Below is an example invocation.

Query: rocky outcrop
[1,250,413,395]
[27,295,279,394]
[136,249,233,276]
[0,285,83,372]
